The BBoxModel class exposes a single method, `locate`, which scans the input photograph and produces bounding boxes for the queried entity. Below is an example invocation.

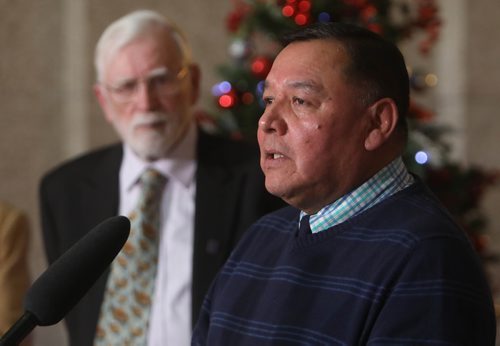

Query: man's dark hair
[282,22,410,135]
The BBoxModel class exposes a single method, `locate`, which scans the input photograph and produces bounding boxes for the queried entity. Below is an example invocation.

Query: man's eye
[151,74,171,86]
[263,97,274,106]
[292,97,306,105]
[114,81,136,94]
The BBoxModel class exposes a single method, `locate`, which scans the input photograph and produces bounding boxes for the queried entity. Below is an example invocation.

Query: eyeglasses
[103,66,189,104]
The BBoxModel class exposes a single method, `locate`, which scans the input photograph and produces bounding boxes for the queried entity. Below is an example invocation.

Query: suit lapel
[61,144,123,345]
[80,145,121,231]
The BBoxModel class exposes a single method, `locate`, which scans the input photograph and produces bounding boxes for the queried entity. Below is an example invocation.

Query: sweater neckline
[291,180,422,249]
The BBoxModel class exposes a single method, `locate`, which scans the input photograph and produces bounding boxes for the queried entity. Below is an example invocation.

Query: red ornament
[251,56,273,78]
[218,90,238,109]
[241,92,255,105]
[294,13,309,26]
[361,5,377,20]
[226,1,251,32]
[408,101,434,121]
[282,5,295,17]
[298,0,311,12]
[230,131,244,141]
[418,4,438,22]
[367,23,383,34]
[471,234,489,254]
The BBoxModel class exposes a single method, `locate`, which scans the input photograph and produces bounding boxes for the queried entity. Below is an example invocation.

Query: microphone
[0,216,130,346]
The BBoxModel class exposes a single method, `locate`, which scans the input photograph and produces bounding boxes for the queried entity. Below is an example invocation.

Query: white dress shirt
[118,123,197,346]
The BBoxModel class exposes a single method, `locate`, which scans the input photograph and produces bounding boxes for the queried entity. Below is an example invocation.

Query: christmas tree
[197,0,498,257]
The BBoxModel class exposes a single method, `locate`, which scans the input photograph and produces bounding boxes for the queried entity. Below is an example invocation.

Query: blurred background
[1,0,499,344]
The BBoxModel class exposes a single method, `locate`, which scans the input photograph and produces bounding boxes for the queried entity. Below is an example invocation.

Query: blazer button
[205,239,219,255]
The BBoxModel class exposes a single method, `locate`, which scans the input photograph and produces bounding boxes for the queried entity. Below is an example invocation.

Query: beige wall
[467,0,500,255]
[0,0,499,344]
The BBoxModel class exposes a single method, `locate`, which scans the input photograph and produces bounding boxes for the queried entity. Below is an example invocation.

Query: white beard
[113,111,185,161]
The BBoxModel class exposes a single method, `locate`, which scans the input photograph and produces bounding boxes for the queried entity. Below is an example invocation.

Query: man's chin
[130,139,172,161]
[264,181,287,200]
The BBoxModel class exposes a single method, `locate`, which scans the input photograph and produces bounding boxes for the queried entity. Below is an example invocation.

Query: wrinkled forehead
[109,34,184,71]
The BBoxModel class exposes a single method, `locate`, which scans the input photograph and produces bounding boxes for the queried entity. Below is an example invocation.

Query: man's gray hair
[94,9,192,82]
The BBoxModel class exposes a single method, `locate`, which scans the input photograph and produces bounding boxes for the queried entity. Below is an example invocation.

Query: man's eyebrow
[147,67,168,78]
[262,80,323,92]
[112,67,169,86]
[286,80,322,92]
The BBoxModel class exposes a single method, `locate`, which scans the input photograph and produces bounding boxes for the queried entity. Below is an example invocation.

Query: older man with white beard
[39,10,282,346]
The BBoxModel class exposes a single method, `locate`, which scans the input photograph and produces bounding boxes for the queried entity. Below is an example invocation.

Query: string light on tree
[415,151,429,165]
[228,39,252,59]
[212,81,233,96]
[251,56,272,78]
[318,12,331,22]
[218,90,238,109]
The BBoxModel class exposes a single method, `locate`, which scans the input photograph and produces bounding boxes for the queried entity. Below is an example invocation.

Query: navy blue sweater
[192,180,496,345]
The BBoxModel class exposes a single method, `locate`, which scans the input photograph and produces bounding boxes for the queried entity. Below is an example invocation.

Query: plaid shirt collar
[300,157,414,234]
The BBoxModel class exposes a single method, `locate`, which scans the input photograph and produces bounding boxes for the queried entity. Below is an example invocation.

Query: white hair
[94,9,192,82]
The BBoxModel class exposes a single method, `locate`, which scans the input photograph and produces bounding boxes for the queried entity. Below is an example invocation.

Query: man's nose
[258,105,286,135]
[135,81,159,111]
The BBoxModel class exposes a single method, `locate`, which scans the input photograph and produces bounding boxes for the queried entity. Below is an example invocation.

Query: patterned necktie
[95,169,166,346]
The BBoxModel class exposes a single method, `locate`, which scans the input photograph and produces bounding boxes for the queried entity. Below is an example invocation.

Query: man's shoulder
[41,143,122,187]
[362,179,468,242]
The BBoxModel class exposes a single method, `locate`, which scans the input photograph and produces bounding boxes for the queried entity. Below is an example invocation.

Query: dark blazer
[39,130,283,346]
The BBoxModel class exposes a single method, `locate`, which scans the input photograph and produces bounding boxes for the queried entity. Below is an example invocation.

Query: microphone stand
[0,311,37,346]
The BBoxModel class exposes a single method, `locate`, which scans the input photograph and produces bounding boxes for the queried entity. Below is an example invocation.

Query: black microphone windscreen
[24,216,130,326]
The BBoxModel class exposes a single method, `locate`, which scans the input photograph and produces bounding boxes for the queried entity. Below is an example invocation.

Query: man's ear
[93,84,113,123]
[364,98,399,151]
